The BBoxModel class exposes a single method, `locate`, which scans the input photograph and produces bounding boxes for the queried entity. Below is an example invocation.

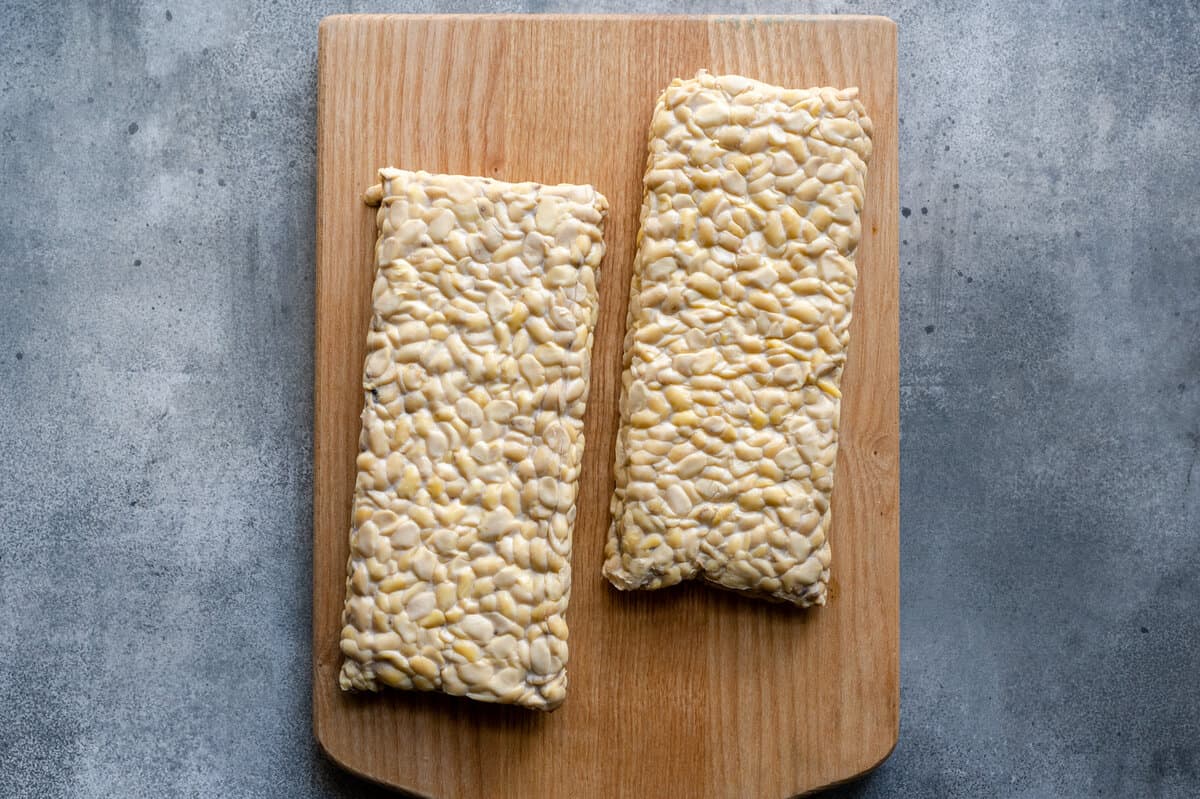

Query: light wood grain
[314,15,898,798]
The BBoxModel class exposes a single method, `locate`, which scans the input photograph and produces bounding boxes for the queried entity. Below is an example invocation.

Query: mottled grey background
[1,0,1197,797]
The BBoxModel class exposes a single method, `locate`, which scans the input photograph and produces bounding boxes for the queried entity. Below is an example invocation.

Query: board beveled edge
[317,12,898,27]
[314,722,437,799]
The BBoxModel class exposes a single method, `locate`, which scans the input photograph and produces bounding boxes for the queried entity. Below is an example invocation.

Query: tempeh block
[340,169,607,709]
[604,71,872,607]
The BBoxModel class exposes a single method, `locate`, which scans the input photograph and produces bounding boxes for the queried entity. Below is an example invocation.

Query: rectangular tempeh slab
[604,71,872,607]
[340,169,607,709]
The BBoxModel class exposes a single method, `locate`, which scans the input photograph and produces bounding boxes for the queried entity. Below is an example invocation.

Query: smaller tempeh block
[340,169,607,709]
[604,71,872,607]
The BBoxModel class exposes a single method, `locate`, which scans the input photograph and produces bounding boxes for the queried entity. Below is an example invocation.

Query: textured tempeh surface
[339,169,607,709]
[605,72,872,607]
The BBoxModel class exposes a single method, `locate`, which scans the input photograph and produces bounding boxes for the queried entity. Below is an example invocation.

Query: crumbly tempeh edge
[603,71,872,608]
[340,169,607,709]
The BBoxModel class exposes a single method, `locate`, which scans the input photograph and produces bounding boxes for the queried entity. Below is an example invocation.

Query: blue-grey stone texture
[1,0,1197,796]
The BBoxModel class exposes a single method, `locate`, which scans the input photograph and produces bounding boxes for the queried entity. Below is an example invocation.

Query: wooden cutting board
[314,14,898,798]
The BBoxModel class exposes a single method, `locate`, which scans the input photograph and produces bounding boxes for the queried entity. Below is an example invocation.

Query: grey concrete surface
[1,0,1197,796]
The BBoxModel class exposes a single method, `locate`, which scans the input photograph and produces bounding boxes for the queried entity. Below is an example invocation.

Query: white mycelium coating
[340,169,606,709]
[605,72,872,608]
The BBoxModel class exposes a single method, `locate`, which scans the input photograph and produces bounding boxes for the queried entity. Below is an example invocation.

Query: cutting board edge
[312,665,901,799]
[313,717,434,799]
[318,12,898,28]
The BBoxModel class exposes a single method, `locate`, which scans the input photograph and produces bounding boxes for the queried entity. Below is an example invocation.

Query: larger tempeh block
[340,169,607,709]
[604,72,872,607]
